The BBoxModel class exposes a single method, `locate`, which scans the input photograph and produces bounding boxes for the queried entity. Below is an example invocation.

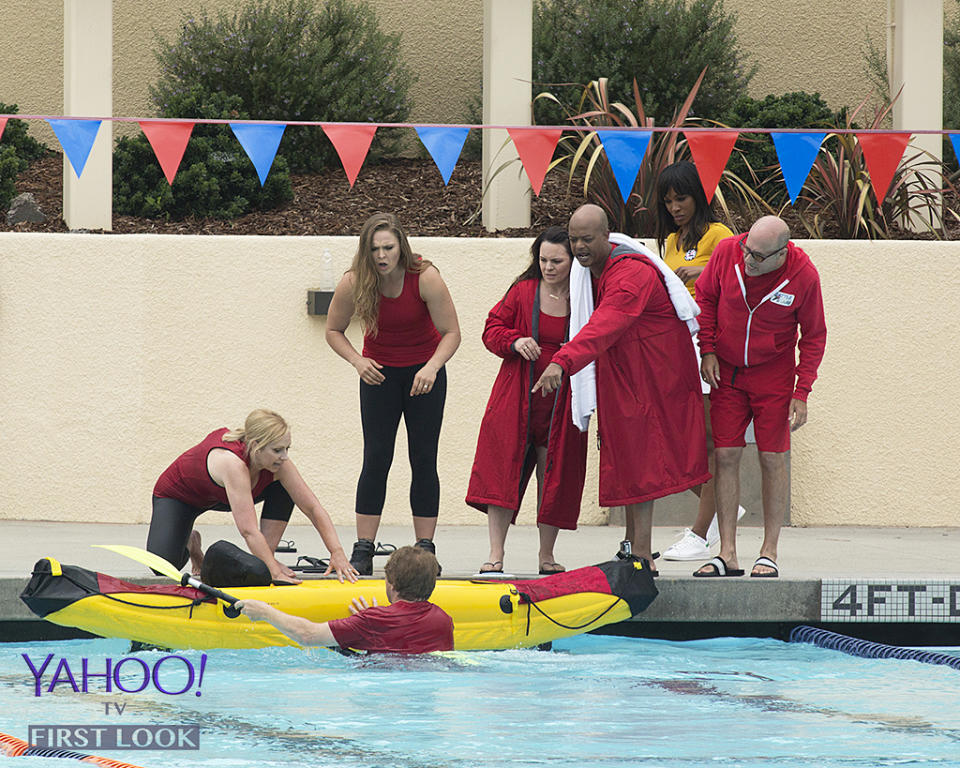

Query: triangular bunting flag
[0,117,7,143]
[415,126,470,185]
[230,122,286,186]
[771,132,826,205]
[47,119,102,178]
[684,130,739,203]
[950,134,960,169]
[857,132,911,202]
[322,124,378,187]
[139,121,194,185]
[597,129,652,202]
[507,128,563,196]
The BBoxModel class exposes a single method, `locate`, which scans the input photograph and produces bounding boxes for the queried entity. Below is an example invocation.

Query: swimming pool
[1,634,958,767]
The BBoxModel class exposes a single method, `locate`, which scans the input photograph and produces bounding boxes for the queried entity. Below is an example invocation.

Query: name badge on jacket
[771,292,795,307]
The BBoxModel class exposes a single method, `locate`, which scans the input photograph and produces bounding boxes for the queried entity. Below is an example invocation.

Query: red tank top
[362,271,442,367]
[532,310,568,381]
[153,428,274,509]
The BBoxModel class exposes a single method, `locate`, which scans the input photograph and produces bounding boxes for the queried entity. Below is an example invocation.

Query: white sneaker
[662,529,711,561]
[705,505,747,547]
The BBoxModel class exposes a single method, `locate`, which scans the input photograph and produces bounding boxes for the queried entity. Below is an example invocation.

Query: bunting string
[2,112,955,202]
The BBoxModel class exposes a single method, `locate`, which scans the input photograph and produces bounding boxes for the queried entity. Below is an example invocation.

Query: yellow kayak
[21,557,657,651]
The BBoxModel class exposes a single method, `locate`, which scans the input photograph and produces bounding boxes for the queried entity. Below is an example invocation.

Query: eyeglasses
[739,234,786,263]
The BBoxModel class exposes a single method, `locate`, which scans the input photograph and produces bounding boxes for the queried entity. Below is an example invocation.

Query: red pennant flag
[857,132,911,202]
[0,117,8,143]
[507,128,563,196]
[139,121,194,185]
[322,124,377,187]
[684,131,739,203]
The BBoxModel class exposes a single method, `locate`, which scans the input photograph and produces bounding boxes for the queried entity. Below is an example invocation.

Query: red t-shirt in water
[328,600,454,653]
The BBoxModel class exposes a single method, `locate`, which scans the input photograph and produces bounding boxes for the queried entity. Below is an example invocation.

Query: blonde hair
[350,212,431,336]
[223,409,289,459]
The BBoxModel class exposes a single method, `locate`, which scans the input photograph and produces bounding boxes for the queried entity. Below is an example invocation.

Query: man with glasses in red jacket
[694,216,826,578]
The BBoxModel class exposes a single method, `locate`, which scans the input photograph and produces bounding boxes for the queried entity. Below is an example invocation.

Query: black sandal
[290,555,329,573]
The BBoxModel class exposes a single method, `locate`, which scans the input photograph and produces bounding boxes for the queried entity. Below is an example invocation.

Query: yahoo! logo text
[22,653,208,698]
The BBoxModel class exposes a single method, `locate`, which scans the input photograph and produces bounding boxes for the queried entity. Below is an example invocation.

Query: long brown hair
[350,212,431,336]
[509,225,572,292]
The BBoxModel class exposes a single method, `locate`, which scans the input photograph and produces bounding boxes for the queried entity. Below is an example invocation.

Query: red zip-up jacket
[696,238,826,401]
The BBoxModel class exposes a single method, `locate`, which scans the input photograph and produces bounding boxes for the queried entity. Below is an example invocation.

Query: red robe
[551,248,710,506]
[466,279,588,529]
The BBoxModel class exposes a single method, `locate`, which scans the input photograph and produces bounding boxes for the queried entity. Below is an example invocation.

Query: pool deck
[2,520,958,644]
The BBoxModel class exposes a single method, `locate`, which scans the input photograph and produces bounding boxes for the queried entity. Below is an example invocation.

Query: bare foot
[188,530,203,576]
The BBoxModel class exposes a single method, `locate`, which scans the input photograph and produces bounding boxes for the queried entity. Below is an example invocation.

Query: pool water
[1,634,958,767]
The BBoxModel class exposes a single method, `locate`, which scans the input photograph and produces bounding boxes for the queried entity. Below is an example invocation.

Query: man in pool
[533,204,710,569]
[236,545,454,653]
[694,216,826,578]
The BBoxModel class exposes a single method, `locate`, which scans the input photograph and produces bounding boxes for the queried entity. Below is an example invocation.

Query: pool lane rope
[790,625,960,670]
[0,732,147,768]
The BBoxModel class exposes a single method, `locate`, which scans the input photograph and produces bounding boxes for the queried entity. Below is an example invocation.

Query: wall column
[63,0,112,231]
[481,0,532,232]
[891,0,943,230]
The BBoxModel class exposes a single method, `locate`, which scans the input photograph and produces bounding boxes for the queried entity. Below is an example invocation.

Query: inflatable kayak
[21,557,657,651]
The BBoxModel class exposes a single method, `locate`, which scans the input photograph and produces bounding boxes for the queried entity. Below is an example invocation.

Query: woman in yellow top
[654,161,744,561]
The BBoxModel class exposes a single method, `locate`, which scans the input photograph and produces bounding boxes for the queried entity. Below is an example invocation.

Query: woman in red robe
[466,227,588,575]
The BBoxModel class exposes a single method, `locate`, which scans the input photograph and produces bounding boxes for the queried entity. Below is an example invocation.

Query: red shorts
[709,355,795,452]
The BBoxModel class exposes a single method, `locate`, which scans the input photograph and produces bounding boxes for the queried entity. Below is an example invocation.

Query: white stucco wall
[0,233,956,528]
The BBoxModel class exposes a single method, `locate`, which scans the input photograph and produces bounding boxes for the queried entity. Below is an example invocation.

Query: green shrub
[151,0,414,173]
[533,0,754,126]
[0,146,20,213]
[113,91,292,219]
[0,102,48,211]
[720,92,836,205]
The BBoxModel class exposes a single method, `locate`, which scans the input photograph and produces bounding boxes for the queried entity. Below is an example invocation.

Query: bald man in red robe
[534,204,709,568]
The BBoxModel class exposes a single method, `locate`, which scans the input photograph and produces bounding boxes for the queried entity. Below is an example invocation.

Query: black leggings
[356,364,446,518]
[146,481,294,569]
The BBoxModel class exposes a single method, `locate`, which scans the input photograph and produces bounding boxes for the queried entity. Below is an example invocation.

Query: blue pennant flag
[950,135,960,172]
[230,123,286,185]
[597,130,652,202]
[771,132,826,204]
[415,126,470,185]
[47,119,102,178]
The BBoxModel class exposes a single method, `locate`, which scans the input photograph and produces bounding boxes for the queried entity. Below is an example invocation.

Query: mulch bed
[5,151,956,239]
[5,152,576,238]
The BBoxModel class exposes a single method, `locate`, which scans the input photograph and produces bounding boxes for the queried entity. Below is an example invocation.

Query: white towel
[568,233,702,432]
[569,260,596,432]
[607,232,700,335]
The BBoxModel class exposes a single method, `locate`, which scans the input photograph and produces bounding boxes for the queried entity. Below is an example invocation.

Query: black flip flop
[275,539,297,553]
[290,555,328,573]
[693,556,745,577]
